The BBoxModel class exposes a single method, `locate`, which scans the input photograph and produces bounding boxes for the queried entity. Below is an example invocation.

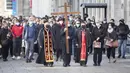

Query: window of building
[5,0,12,11]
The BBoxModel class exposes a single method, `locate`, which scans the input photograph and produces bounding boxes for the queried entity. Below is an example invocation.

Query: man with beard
[36,20,54,67]
[52,18,63,61]
[61,20,75,67]
[74,21,91,67]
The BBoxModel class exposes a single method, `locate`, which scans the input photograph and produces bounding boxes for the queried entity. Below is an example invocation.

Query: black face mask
[82,25,86,29]
[46,25,50,28]
[120,22,124,25]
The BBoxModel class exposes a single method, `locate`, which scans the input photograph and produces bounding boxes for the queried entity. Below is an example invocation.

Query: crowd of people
[0,15,129,67]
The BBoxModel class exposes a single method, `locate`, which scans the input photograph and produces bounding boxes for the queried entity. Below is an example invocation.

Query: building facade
[31,0,130,25]
[0,0,12,16]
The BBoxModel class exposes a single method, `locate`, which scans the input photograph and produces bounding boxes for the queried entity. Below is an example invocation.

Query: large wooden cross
[51,3,80,54]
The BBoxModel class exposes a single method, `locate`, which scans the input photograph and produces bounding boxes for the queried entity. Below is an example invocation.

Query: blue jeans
[25,38,34,60]
[118,39,127,57]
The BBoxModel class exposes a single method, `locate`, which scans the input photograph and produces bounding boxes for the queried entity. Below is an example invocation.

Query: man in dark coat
[117,19,129,59]
[74,20,81,61]
[36,20,54,67]
[61,21,75,67]
[92,21,106,66]
[86,19,94,54]
[101,19,108,54]
[52,20,62,61]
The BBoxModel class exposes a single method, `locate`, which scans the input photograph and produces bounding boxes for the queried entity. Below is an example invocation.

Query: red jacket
[11,25,23,38]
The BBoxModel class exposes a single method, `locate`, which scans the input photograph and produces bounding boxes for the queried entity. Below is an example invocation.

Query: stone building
[1,0,129,25]
[31,0,130,25]
[0,0,12,16]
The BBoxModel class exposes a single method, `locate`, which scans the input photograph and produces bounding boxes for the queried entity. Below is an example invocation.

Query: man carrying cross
[60,19,75,67]
[51,3,80,67]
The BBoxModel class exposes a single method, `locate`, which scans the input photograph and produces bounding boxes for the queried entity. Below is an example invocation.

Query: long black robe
[52,24,62,51]
[34,24,42,54]
[36,27,53,65]
[74,28,91,65]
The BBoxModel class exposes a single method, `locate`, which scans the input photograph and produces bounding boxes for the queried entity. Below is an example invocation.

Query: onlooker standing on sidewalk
[23,15,36,63]
[11,19,23,60]
[117,19,129,59]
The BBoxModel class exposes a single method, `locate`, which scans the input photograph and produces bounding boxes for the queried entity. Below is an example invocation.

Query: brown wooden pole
[64,3,69,54]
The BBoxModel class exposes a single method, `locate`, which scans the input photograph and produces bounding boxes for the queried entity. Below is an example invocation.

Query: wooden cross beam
[51,3,80,54]
[58,5,71,8]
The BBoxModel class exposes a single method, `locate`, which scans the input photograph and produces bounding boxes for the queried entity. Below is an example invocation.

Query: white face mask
[108,25,112,29]
[16,23,20,26]
[50,23,53,27]
[69,18,73,21]
[68,24,71,27]
[59,21,63,24]
[108,25,113,33]
[103,21,107,23]
[76,23,80,27]
[96,23,101,28]
[29,21,33,24]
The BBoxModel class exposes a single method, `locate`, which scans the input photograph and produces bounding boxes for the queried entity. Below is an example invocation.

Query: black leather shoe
[93,64,97,66]
[67,64,71,67]
[118,55,121,58]
[63,64,67,67]
[28,59,32,63]
[3,59,8,61]
[97,64,101,66]
[26,59,29,63]
[122,56,126,59]
[31,58,34,60]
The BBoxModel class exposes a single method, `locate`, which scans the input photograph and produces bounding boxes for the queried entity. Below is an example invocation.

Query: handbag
[105,39,112,48]
[112,40,118,48]
[105,33,113,48]
[93,41,101,48]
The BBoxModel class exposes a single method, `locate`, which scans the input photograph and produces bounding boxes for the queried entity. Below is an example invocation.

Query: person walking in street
[105,23,118,63]
[11,19,23,60]
[23,15,37,63]
[0,22,11,61]
[117,19,130,59]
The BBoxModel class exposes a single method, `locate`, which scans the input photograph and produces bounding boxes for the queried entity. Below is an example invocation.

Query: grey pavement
[0,53,130,73]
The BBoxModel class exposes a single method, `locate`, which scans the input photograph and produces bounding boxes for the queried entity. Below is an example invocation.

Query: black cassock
[52,24,62,60]
[74,27,91,65]
[52,24,61,50]
[36,27,54,66]
[60,25,75,66]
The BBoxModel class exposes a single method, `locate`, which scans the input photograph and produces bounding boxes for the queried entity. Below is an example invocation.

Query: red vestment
[80,30,87,61]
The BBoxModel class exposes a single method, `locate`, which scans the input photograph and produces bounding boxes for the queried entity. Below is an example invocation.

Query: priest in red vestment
[74,21,91,67]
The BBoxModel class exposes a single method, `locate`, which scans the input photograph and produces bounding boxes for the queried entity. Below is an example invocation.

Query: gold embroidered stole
[44,28,54,63]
